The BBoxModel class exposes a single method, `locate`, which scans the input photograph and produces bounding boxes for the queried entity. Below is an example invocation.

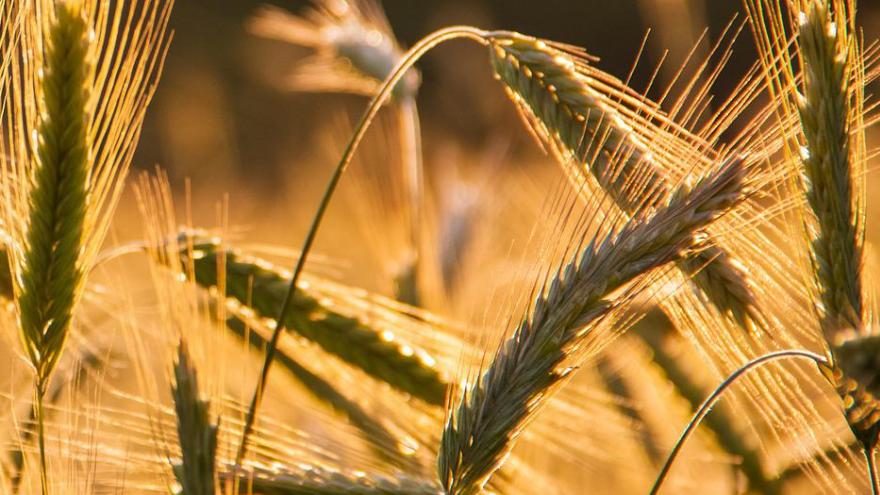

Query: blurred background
[134,0,880,179]
[121,0,880,298]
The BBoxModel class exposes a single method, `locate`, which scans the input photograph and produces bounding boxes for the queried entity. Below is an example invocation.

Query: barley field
[1,0,880,494]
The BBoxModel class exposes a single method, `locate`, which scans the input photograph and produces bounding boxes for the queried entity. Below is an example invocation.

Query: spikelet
[485,30,762,332]
[12,2,91,399]
[438,157,747,494]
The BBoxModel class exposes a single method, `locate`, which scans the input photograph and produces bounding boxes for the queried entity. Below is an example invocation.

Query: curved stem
[866,444,879,495]
[649,350,828,495]
[233,25,489,465]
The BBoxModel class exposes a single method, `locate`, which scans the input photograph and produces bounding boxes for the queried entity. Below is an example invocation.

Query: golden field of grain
[2,0,880,494]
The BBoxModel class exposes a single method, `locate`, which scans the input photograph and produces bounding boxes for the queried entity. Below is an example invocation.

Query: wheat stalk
[649,350,830,495]
[172,340,218,495]
[486,31,761,331]
[177,239,448,406]
[230,25,491,462]
[6,340,101,494]
[437,157,747,494]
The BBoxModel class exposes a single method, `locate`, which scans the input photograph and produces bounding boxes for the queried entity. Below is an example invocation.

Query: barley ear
[17,2,90,396]
[180,240,448,405]
[796,0,863,341]
[13,7,91,492]
[172,340,219,495]
[486,32,762,332]
[438,157,747,494]
[795,0,877,456]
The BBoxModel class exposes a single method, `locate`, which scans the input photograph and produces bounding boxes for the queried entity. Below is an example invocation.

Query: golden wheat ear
[791,0,878,465]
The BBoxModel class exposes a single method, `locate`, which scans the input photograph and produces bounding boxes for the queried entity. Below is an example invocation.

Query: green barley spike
[180,240,447,406]
[17,4,91,393]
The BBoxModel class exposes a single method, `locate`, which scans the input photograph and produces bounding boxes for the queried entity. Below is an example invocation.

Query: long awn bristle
[11,7,91,492]
[438,157,747,494]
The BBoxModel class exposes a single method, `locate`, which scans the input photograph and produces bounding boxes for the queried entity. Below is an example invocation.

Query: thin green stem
[35,383,48,495]
[866,444,879,495]
[233,25,489,465]
[649,350,828,495]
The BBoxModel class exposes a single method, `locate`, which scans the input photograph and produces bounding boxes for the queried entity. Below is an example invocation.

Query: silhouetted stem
[650,350,828,495]
[233,25,489,464]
